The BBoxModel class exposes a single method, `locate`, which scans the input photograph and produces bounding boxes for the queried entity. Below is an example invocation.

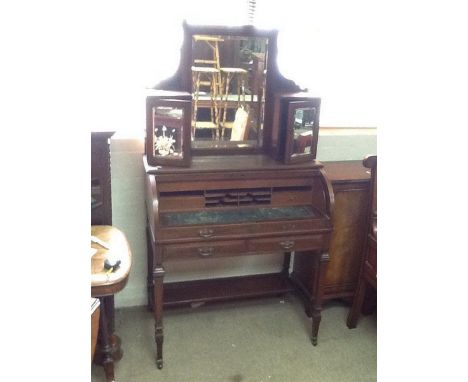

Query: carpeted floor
[91,294,376,382]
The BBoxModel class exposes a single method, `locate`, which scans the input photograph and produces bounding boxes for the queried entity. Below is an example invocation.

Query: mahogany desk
[144,154,334,368]
[91,226,132,382]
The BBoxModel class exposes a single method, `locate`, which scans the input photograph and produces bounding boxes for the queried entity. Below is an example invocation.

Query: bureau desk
[144,154,334,368]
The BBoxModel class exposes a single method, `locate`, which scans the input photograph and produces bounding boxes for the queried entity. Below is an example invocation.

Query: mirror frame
[153,21,303,156]
[284,99,320,164]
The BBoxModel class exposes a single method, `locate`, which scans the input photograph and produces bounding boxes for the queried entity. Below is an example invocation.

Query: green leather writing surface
[161,206,318,226]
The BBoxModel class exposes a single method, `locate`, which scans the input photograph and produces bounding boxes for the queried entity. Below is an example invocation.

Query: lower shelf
[163,273,294,307]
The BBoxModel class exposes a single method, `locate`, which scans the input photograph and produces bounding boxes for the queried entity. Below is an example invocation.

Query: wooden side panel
[323,181,369,299]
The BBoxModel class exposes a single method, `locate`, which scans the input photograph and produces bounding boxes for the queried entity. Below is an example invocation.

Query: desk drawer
[158,224,250,242]
[164,240,247,260]
[247,234,327,254]
[157,219,329,243]
[158,222,306,242]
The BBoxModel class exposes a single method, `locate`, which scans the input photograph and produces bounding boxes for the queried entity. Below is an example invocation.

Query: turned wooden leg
[146,226,155,312]
[147,272,155,313]
[153,267,165,369]
[98,298,115,382]
[311,252,329,346]
[281,252,291,277]
[347,277,367,329]
[311,310,321,346]
[361,286,377,316]
[147,276,155,312]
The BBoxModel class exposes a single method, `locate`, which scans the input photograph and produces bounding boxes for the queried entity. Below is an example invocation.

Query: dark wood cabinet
[291,161,371,306]
[323,161,371,300]
[91,131,115,225]
[347,155,377,328]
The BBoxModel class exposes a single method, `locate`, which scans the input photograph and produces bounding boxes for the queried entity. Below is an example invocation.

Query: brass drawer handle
[280,240,295,250]
[199,228,214,238]
[198,247,214,257]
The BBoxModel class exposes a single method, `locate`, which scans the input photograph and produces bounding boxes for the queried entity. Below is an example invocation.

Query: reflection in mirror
[152,106,185,159]
[191,34,268,149]
[292,107,316,157]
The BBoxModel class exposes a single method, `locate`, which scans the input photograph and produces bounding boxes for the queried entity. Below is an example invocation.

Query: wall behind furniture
[111,129,376,308]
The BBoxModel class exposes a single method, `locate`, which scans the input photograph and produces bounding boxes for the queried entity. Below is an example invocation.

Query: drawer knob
[199,228,214,238]
[280,240,295,251]
[198,247,214,257]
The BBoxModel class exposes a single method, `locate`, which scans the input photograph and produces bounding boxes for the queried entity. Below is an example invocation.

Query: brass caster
[311,337,318,346]
[156,359,163,369]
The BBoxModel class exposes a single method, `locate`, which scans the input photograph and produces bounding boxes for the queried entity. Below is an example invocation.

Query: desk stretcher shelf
[164,273,294,307]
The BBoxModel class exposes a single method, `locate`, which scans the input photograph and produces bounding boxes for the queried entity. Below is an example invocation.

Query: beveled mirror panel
[291,107,316,157]
[190,34,268,150]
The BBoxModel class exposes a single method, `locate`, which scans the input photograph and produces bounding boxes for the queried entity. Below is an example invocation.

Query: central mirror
[190,34,269,149]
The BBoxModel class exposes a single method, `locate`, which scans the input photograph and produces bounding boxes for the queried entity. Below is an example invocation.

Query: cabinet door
[146,98,191,167]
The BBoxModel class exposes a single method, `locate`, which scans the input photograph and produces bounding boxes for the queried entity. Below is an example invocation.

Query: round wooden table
[91,226,132,382]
